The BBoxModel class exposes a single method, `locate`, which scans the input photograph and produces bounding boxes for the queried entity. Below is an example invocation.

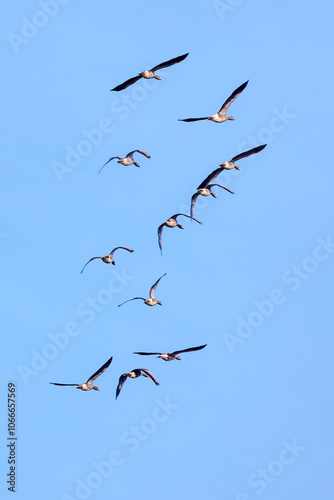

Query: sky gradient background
[2,1,334,499]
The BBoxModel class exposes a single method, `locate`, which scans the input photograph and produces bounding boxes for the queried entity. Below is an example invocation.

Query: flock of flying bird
[50,52,266,400]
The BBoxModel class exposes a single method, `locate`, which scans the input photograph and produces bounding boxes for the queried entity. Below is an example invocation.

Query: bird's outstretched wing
[149,273,166,299]
[218,80,249,116]
[116,374,128,399]
[118,297,145,307]
[190,192,200,219]
[86,356,113,385]
[80,257,100,274]
[209,184,234,194]
[197,168,224,189]
[140,369,160,385]
[49,383,79,387]
[230,144,267,163]
[170,213,202,224]
[157,224,164,254]
[110,247,134,257]
[150,53,189,72]
[172,344,207,355]
[98,157,120,174]
[133,351,161,356]
[111,75,142,92]
[178,117,209,122]
[127,149,151,159]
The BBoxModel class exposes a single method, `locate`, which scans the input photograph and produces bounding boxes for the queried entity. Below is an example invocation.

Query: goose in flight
[157,213,202,254]
[134,344,207,361]
[118,273,166,307]
[179,80,248,123]
[99,150,150,174]
[81,247,134,274]
[49,356,113,391]
[190,184,234,219]
[116,369,159,399]
[198,145,267,187]
[110,53,189,92]
[218,144,267,171]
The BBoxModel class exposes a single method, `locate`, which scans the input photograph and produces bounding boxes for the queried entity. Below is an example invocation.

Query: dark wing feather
[218,80,249,115]
[110,247,134,257]
[209,184,235,194]
[86,356,113,385]
[190,192,200,219]
[157,224,164,254]
[172,344,207,355]
[230,144,267,163]
[170,213,202,224]
[197,167,224,189]
[127,149,151,159]
[149,273,166,299]
[118,297,145,307]
[49,383,79,386]
[178,117,209,122]
[150,53,189,72]
[140,369,160,385]
[80,257,101,274]
[111,75,142,92]
[98,157,120,174]
[133,352,161,356]
[116,374,128,399]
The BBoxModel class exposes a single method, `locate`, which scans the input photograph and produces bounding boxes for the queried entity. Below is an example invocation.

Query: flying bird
[198,145,267,188]
[49,356,113,391]
[116,369,159,399]
[99,150,150,174]
[157,213,202,254]
[179,80,248,123]
[118,273,166,307]
[190,184,234,219]
[134,344,207,361]
[81,247,134,274]
[110,53,189,92]
[218,144,267,171]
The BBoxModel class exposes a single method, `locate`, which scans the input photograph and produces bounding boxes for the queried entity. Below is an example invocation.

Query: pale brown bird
[116,369,159,399]
[81,247,134,273]
[111,53,189,92]
[134,344,207,361]
[118,273,166,307]
[49,356,113,391]
[99,150,150,174]
[179,81,248,123]
[157,213,202,254]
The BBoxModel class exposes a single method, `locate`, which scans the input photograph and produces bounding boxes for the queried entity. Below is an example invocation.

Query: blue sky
[1,1,334,499]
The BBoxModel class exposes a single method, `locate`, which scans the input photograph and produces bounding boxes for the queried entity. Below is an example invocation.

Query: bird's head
[178,224,184,230]
[228,116,235,121]
[154,75,161,81]
[235,165,240,170]
[175,356,181,360]
[134,162,140,167]
[157,301,162,306]
[92,386,100,391]
[211,192,217,198]
[112,261,116,265]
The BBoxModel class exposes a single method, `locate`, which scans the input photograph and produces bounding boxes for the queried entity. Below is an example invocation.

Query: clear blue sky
[2,1,334,499]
